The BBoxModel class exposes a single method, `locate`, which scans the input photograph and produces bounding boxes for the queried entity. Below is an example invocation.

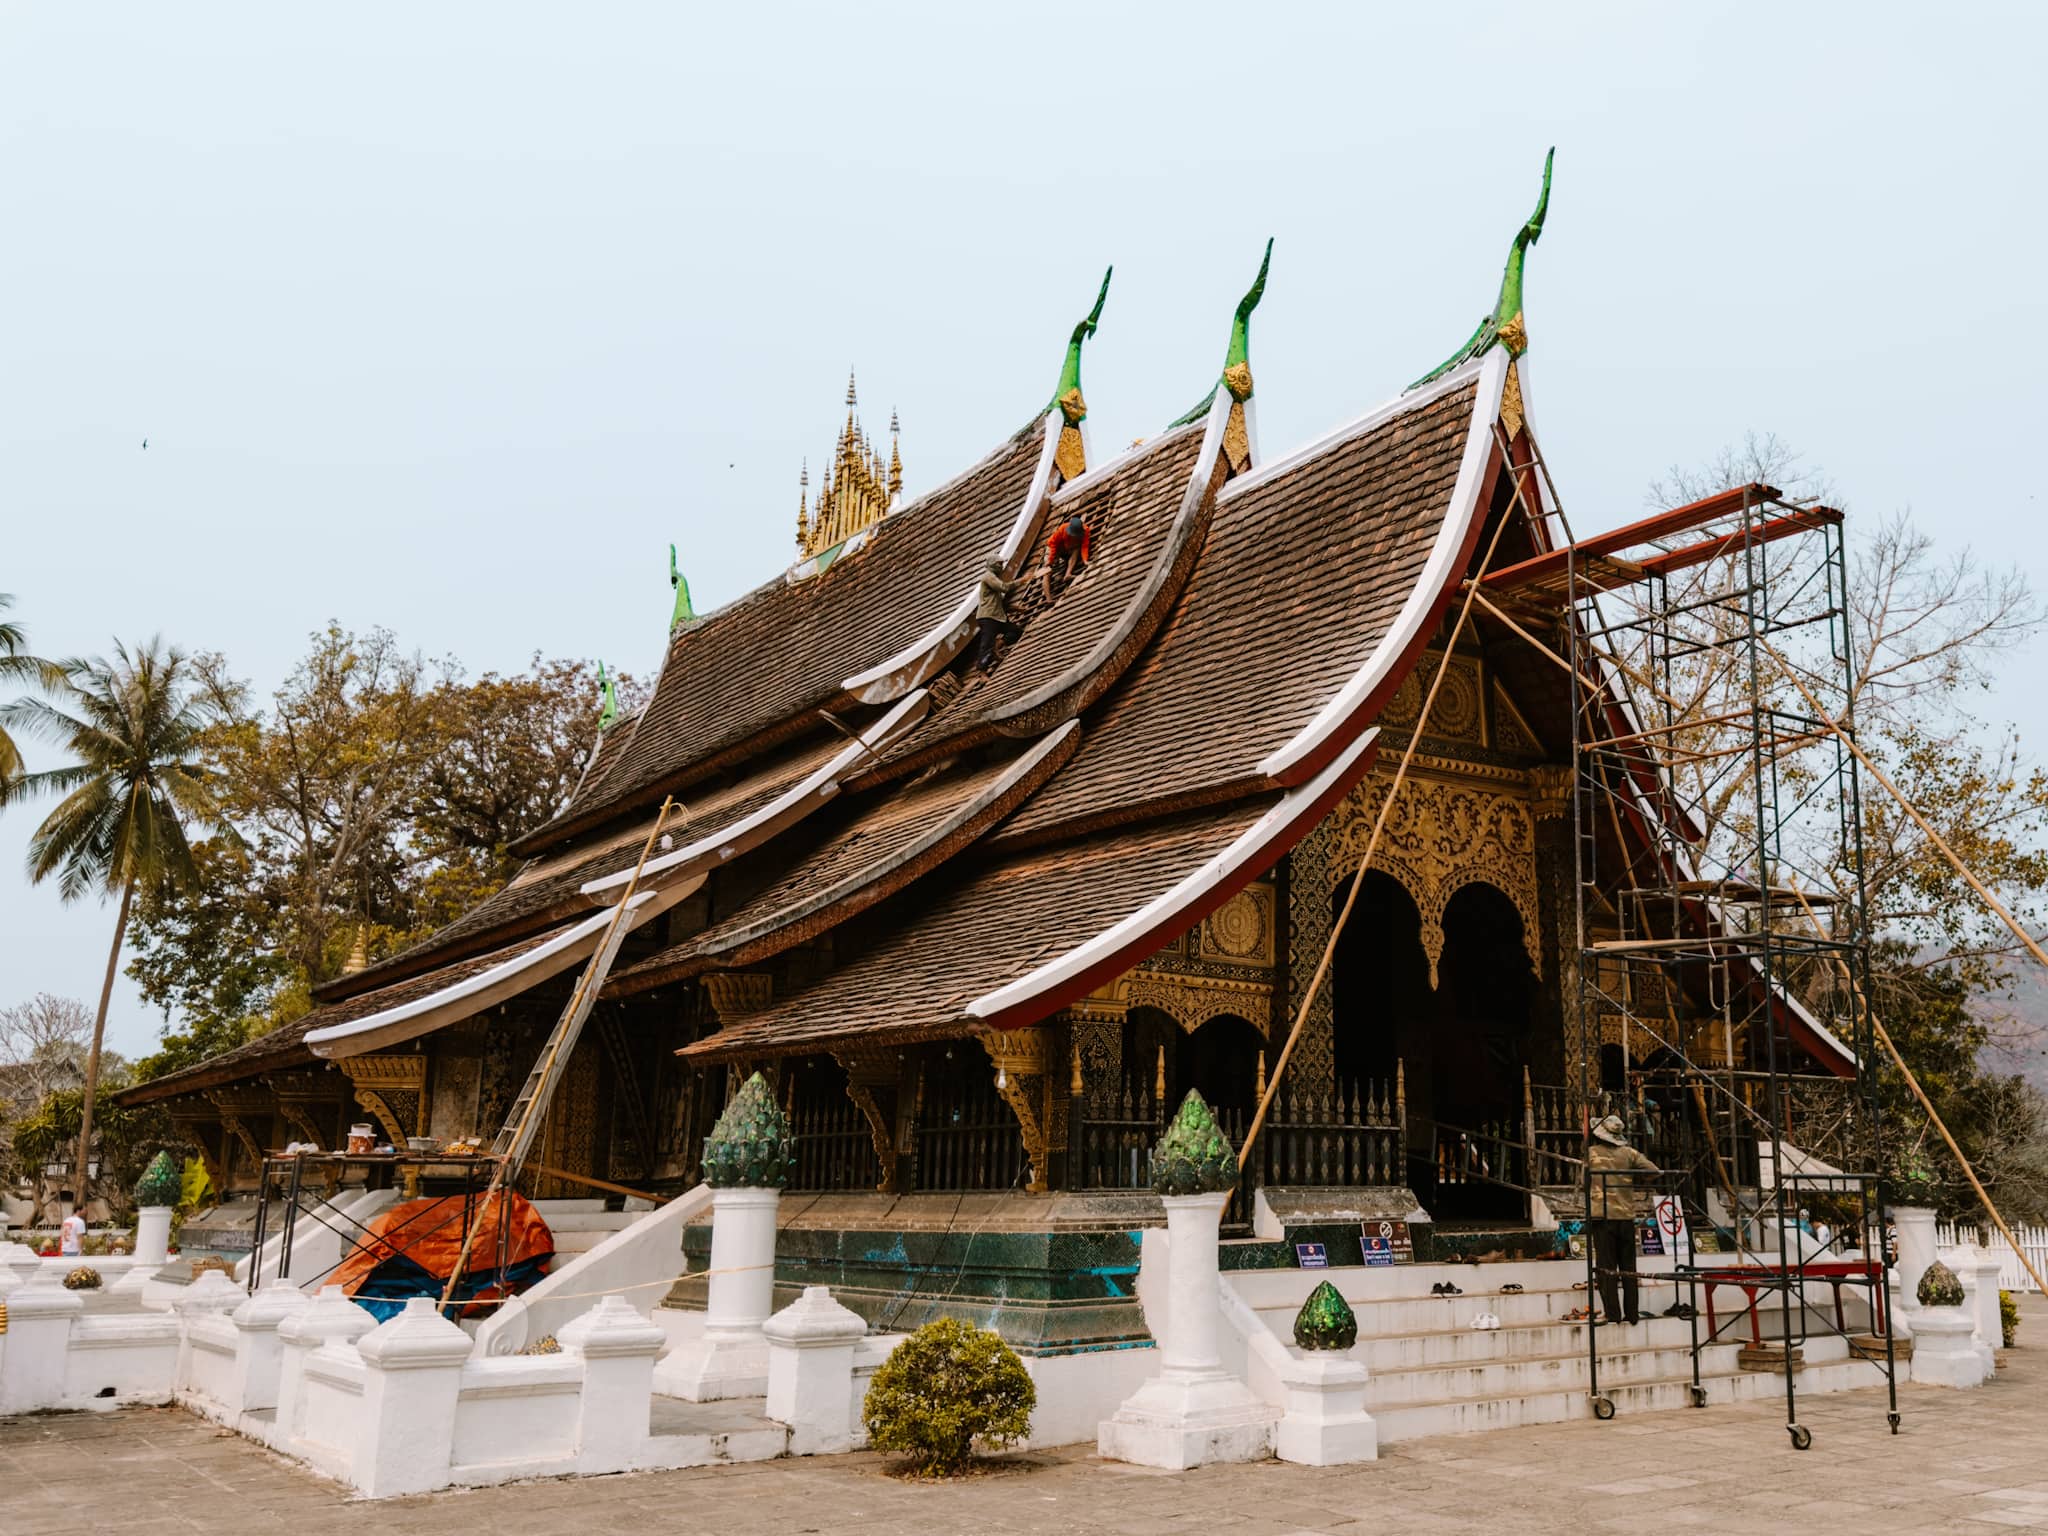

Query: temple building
[120,154,1855,1353]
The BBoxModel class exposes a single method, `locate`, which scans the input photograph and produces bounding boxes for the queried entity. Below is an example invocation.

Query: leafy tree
[125,628,623,1060]
[0,639,227,1198]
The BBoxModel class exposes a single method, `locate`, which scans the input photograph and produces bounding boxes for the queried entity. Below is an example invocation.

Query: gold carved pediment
[1328,771,1542,987]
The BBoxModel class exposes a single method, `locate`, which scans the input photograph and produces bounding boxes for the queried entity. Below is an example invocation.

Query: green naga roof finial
[1048,267,1112,482]
[1172,238,1273,431]
[669,543,696,630]
[597,660,619,732]
[1049,266,1113,420]
[1412,147,1554,389]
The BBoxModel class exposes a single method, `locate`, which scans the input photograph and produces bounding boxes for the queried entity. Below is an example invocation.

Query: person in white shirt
[60,1202,86,1256]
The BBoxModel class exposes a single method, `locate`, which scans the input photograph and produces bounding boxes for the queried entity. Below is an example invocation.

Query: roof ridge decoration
[1048,266,1113,484]
[597,660,620,732]
[795,370,901,561]
[670,545,697,630]
[1172,238,1273,474]
[1411,147,1554,391]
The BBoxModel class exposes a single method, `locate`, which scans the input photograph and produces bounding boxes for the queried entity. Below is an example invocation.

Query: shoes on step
[1500,1282,1524,1294]
[1470,1312,1501,1331]
[1441,1281,1463,1295]
[1430,1282,1448,1295]
[1563,1305,1591,1321]
[1664,1302,1697,1319]
[1624,1314,1642,1325]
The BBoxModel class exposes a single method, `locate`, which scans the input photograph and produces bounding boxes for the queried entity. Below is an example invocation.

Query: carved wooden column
[977,1026,1053,1194]
[831,1050,903,1195]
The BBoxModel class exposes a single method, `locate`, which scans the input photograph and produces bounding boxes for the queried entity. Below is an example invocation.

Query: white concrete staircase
[1224,1257,1903,1443]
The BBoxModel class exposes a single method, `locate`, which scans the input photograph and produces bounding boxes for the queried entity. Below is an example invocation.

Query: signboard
[1361,1219,1414,1267]
[1653,1194,1692,1265]
[1638,1217,1664,1256]
[1295,1242,1329,1269]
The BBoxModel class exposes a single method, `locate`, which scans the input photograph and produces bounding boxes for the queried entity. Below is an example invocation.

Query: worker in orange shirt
[1040,513,1092,601]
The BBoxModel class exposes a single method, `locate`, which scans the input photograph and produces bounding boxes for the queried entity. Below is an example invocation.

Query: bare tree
[0,993,94,1114]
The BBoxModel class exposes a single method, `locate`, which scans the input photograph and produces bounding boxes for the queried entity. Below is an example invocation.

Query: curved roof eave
[604,720,1083,997]
[577,687,931,900]
[303,879,699,1060]
[1254,349,1510,789]
[964,723,1382,1032]
[839,410,1066,704]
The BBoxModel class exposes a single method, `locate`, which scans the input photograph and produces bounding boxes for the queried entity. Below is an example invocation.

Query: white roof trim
[304,879,700,1059]
[578,688,931,898]
[1256,349,1510,783]
[965,724,1379,1024]
[840,416,1061,703]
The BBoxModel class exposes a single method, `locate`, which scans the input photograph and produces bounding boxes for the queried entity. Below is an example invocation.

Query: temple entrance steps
[535,1199,641,1259]
[1222,1259,1899,1443]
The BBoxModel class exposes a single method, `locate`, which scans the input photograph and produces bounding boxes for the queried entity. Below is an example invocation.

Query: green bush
[2001,1288,2020,1349]
[862,1317,1035,1476]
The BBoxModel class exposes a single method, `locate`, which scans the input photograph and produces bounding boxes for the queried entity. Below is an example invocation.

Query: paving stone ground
[6,1296,2045,1536]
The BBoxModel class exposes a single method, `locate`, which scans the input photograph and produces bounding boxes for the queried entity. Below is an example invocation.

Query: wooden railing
[914,1073,1025,1193]
[1072,1082,1163,1192]
[786,1092,882,1193]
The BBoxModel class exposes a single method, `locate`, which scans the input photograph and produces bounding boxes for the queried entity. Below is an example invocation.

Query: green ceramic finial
[597,660,619,732]
[1916,1258,1965,1308]
[1293,1280,1359,1350]
[1049,266,1113,423]
[702,1071,794,1188]
[1411,147,1555,389]
[669,544,696,629]
[134,1149,182,1208]
[1172,239,1274,425]
[1149,1089,1240,1196]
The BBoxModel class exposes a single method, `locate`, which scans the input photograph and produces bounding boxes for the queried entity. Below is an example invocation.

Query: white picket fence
[1938,1221,2048,1293]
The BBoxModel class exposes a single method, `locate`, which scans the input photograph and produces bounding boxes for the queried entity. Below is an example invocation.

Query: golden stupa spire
[795,369,901,558]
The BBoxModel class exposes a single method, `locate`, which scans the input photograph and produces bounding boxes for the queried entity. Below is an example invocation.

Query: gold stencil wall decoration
[1200,884,1274,965]
[1381,652,1484,745]
[1325,773,1542,987]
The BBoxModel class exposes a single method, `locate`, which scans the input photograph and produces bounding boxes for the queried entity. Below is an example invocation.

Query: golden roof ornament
[795,370,900,558]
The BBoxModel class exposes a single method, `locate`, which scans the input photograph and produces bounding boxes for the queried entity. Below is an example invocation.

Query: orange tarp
[331,1189,554,1297]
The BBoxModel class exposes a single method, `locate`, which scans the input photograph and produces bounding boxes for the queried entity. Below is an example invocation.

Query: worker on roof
[1040,512,1092,600]
[973,559,1026,673]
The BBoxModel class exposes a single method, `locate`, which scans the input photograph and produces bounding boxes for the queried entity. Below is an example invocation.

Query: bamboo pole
[437,797,676,1310]
[1759,636,2048,975]
[1779,879,2048,1297]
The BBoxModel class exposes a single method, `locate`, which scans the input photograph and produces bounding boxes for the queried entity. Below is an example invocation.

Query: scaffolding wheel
[1788,1423,1812,1451]
[1591,1395,1616,1421]
[1688,1384,1708,1408]
[1887,1412,1901,1435]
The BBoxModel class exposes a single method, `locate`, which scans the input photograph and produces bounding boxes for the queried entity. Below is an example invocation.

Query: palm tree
[0,594,63,784]
[0,638,225,1200]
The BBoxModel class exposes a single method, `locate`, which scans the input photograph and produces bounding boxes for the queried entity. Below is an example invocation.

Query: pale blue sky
[3,3,2043,1058]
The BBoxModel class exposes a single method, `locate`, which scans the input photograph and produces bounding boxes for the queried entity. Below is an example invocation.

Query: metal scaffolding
[1488,467,1900,1446]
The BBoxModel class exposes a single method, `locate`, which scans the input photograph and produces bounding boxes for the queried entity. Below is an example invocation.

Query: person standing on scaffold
[1587,1114,1657,1326]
